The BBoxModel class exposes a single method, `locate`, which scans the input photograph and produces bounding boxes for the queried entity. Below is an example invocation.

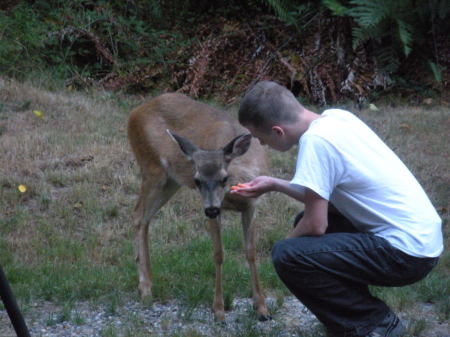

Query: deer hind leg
[207,217,225,321]
[241,206,270,321]
[133,173,179,300]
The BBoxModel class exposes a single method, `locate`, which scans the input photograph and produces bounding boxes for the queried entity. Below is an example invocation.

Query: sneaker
[366,311,406,337]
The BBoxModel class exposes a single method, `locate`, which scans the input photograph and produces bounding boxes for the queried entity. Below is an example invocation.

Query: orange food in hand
[231,183,250,191]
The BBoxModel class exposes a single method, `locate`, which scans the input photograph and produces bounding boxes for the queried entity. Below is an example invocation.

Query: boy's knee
[272,237,316,272]
[271,239,292,270]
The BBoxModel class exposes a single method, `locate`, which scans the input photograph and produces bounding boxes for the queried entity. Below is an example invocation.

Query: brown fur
[127,93,270,321]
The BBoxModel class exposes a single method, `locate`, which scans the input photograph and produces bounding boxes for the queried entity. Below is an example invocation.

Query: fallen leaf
[399,123,412,131]
[73,202,83,209]
[33,110,44,119]
[369,104,379,111]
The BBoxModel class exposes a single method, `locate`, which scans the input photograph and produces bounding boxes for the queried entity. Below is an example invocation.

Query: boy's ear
[271,125,284,136]
[223,134,252,163]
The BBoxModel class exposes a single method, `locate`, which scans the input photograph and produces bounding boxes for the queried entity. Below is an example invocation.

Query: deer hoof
[214,310,226,322]
[139,286,153,306]
[258,313,272,321]
[140,294,153,307]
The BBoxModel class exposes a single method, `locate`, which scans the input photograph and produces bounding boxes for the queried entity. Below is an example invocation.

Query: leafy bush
[266,0,449,83]
[0,3,48,77]
[1,0,448,98]
[0,0,190,85]
[325,0,448,78]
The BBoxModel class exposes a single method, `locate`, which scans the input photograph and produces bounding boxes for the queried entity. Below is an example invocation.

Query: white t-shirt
[290,109,443,258]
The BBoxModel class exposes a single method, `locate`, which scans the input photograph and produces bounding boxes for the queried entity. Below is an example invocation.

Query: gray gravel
[1,297,320,337]
[1,296,449,336]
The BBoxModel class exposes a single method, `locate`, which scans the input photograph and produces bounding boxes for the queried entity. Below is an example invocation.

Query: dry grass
[0,77,135,265]
[356,104,450,212]
[0,77,448,324]
[0,77,295,307]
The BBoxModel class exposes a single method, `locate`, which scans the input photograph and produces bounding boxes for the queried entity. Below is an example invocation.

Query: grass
[0,77,448,336]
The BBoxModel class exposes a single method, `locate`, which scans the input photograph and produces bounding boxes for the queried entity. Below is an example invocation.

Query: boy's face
[246,125,292,152]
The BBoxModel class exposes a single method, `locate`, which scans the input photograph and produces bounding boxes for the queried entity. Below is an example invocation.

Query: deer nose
[205,207,221,218]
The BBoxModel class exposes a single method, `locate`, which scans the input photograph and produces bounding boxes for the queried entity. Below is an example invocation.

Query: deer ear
[167,129,198,159]
[223,134,252,163]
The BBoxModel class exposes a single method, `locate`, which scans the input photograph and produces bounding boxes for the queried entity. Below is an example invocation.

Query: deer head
[167,130,252,219]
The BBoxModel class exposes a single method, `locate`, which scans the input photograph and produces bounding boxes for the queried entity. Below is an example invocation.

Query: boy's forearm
[271,178,305,203]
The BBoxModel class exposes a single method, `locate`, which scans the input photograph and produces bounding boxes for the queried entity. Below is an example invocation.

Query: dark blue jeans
[272,212,439,337]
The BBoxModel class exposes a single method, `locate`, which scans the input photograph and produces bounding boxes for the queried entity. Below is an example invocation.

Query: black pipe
[0,264,31,337]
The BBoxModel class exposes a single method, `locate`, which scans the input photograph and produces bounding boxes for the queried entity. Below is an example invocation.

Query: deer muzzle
[204,207,221,219]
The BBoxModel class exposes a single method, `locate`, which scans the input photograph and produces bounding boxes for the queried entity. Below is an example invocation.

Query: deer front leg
[207,217,225,321]
[133,176,179,302]
[242,206,270,321]
[134,216,152,299]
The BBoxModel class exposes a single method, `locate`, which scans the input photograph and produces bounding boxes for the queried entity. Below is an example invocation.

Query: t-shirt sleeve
[290,134,343,200]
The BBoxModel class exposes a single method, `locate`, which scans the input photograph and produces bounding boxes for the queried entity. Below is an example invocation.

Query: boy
[231,81,443,337]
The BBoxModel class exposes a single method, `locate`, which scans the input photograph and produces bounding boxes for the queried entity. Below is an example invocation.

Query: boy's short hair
[239,81,301,130]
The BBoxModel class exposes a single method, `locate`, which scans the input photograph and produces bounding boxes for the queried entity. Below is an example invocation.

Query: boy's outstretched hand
[229,176,274,198]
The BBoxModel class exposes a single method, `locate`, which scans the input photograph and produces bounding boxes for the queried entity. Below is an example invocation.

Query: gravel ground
[1,296,449,337]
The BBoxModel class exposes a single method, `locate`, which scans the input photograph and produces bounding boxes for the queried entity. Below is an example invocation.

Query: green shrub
[0,3,47,77]
[0,0,190,85]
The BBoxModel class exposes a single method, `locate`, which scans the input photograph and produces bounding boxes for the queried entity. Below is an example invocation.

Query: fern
[374,45,401,73]
[336,0,422,73]
[351,23,385,50]
[347,0,391,27]
[428,61,442,83]
[147,0,163,20]
[396,19,413,56]
[261,0,293,23]
[346,0,417,57]
[322,0,348,16]
[261,0,319,28]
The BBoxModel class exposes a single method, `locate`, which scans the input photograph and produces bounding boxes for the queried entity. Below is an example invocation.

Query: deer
[127,93,270,321]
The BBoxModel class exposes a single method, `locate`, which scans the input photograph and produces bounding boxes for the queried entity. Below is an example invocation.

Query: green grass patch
[0,79,448,332]
[151,225,284,306]
[2,243,136,302]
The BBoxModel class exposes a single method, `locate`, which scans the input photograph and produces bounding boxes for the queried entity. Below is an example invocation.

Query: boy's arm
[230,176,306,202]
[273,179,306,203]
[287,188,328,238]
[231,178,329,237]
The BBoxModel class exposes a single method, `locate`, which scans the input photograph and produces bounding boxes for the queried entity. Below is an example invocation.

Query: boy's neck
[289,108,321,143]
